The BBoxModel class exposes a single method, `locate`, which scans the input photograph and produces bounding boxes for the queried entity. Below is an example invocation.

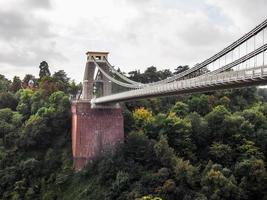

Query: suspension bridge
[72,19,267,170]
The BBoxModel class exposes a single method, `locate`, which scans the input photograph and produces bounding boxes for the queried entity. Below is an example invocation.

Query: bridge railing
[192,65,267,88]
[92,63,267,104]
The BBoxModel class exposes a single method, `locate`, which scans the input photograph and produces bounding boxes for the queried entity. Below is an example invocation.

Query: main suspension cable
[92,58,143,89]
[104,57,145,86]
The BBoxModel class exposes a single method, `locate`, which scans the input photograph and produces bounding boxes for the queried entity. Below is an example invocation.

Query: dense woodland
[0,63,267,200]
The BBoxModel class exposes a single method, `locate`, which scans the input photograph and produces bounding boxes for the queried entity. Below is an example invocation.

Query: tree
[23,74,36,86]
[19,115,52,149]
[53,70,70,85]
[209,143,233,166]
[218,96,231,108]
[162,113,195,160]
[39,61,51,78]
[106,171,130,199]
[201,165,240,200]
[0,74,10,92]
[39,76,65,95]
[171,102,189,118]
[154,135,176,168]
[144,66,161,83]
[124,132,157,167]
[10,76,22,93]
[187,95,211,116]
[234,158,267,199]
[237,140,264,160]
[0,92,18,110]
[174,158,197,187]
[205,105,231,142]
[128,67,173,84]
[16,89,34,118]
[258,88,267,101]
[30,90,46,114]
[133,107,154,129]
[68,81,82,97]
[159,69,172,80]
[139,196,162,200]
[128,70,143,83]
[48,91,70,115]
[187,112,209,160]
[173,65,189,75]
[1,64,267,200]
[0,108,22,147]
[221,88,258,111]
[241,107,267,131]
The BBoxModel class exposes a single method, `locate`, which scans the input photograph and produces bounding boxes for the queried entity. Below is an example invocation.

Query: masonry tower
[71,52,124,170]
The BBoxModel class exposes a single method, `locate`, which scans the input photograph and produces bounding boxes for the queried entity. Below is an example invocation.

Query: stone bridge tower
[71,52,124,170]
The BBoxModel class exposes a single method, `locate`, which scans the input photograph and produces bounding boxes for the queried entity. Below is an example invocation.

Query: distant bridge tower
[72,51,124,170]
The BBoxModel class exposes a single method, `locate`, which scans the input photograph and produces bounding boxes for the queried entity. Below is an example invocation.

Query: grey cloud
[114,0,155,9]
[121,0,153,5]
[0,4,65,68]
[206,0,267,28]
[0,40,65,67]
[178,21,234,47]
[0,11,54,40]
[1,0,266,81]
[24,0,51,9]
[113,4,240,68]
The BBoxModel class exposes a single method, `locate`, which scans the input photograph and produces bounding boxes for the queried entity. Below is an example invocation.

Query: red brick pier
[71,101,124,170]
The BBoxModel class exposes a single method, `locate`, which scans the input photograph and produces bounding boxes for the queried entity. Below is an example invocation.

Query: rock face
[71,101,124,170]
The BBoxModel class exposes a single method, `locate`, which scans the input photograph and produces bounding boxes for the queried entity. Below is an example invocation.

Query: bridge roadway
[91,65,267,105]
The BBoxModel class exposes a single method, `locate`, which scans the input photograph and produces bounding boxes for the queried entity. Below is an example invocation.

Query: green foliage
[124,132,157,167]
[0,92,18,110]
[235,158,267,199]
[171,101,189,117]
[23,74,36,85]
[128,66,172,84]
[1,66,267,200]
[133,107,154,129]
[209,143,233,165]
[39,76,65,95]
[154,135,176,168]
[139,195,162,200]
[241,107,267,130]
[0,108,22,147]
[201,165,240,199]
[0,71,73,199]
[219,88,259,111]
[187,94,211,116]
[19,115,52,149]
[16,89,34,118]
[10,76,22,93]
[162,113,195,159]
[0,74,11,92]
[187,112,209,160]
[205,105,231,141]
[39,71,81,97]
[174,158,197,188]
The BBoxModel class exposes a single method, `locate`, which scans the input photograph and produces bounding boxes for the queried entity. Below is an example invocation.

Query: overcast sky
[0,0,266,82]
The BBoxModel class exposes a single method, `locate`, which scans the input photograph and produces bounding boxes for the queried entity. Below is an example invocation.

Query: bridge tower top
[86,51,109,62]
[81,51,111,100]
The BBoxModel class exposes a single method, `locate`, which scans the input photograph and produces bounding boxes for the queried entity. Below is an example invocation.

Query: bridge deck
[91,65,267,104]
